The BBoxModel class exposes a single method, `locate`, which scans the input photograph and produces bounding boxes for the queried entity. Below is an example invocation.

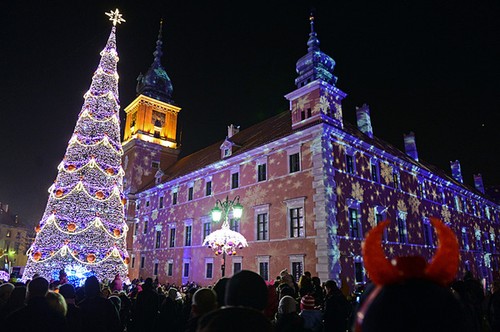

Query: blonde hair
[46,291,68,317]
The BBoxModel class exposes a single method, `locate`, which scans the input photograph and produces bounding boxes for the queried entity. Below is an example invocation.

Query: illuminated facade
[0,203,31,277]
[125,17,500,290]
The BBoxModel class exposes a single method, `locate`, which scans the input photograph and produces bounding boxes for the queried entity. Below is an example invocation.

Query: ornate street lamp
[203,195,248,277]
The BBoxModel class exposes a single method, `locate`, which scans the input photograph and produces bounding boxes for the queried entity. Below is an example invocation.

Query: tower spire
[307,12,320,52]
[153,19,163,64]
[136,19,174,104]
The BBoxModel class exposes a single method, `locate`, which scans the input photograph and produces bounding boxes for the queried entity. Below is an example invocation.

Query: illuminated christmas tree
[23,10,129,284]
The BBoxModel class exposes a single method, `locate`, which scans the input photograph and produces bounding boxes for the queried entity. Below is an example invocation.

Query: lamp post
[203,196,248,277]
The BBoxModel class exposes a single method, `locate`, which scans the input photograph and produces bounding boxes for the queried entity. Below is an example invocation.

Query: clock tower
[122,21,180,195]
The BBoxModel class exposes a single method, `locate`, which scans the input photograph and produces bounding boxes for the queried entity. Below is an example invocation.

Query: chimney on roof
[474,174,485,193]
[403,132,419,161]
[227,124,240,138]
[450,160,463,183]
[355,104,373,138]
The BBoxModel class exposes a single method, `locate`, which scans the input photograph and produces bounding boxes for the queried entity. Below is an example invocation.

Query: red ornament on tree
[95,191,105,199]
[87,253,96,263]
[67,165,76,171]
[55,189,64,198]
[106,168,115,175]
[67,223,77,232]
[33,252,42,261]
[113,229,121,237]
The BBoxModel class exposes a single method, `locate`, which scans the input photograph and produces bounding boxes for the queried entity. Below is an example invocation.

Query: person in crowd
[0,285,26,320]
[110,274,123,293]
[158,287,184,332]
[263,283,279,321]
[311,277,323,308]
[212,277,229,308]
[78,275,121,332]
[0,282,15,316]
[185,287,217,332]
[46,290,68,318]
[354,218,473,332]
[5,276,66,332]
[299,294,322,332]
[322,280,351,332]
[130,277,159,332]
[197,306,273,332]
[225,270,268,311]
[487,280,500,331]
[59,283,82,332]
[274,295,304,332]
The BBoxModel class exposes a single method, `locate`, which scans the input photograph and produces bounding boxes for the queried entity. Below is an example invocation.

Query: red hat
[300,295,316,310]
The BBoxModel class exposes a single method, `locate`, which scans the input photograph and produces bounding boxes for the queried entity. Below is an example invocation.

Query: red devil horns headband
[362,217,459,286]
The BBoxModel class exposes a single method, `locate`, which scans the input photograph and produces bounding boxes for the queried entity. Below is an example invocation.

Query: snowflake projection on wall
[441,205,451,223]
[485,253,492,268]
[397,199,407,212]
[242,186,269,210]
[408,196,421,214]
[351,182,364,202]
[318,95,330,113]
[333,103,343,121]
[367,207,376,228]
[296,95,311,112]
[380,162,393,185]
[151,209,159,221]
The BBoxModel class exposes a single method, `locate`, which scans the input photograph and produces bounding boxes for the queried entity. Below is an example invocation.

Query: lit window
[285,198,305,238]
[370,161,379,182]
[374,206,387,241]
[290,255,305,282]
[169,227,176,247]
[205,258,214,279]
[346,154,355,174]
[257,163,267,182]
[461,227,469,250]
[423,218,433,247]
[354,256,365,284]
[349,208,361,238]
[231,172,239,189]
[206,181,212,196]
[229,218,240,233]
[397,212,407,243]
[202,221,211,241]
[185,225,192,246]
[152,161,159,169]
[258,256,270,281]
[289,153,300,173]
[155,230,161,249]
[257,213,268,241]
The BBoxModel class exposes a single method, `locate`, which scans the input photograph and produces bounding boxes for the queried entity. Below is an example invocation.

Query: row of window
[343,151,496,221]
[347,204,497,252]
[142,152,301,211]
[131,255,305,282]
[135,198,307,245]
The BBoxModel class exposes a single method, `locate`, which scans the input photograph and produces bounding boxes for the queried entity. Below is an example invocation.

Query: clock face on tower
[152,111,166,127]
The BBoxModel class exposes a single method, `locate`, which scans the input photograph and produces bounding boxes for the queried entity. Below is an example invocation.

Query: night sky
[1,1,499,225]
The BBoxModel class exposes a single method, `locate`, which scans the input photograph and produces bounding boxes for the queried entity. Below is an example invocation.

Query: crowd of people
[0,268,499,332]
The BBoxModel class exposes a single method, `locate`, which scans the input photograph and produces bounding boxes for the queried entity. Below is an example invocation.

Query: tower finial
[307,10,320,52]
[105,9,126,27]
[153,19,164,64]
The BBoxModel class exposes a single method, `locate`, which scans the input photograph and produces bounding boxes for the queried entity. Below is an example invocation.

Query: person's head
[59,283,76,300]
[278,295,297,314]
[84,276,100,298]
[142,277,153,291]
[197,306,272,332]
[0,283,15,303]
[192,288,217,316]
[168,287,178,300]
[225,270,268,311]
[46,291,67,317]
[212,277,229,308]
[27,277,49,300]
[324,279,338,295]
[300,294,316,311]
[6,286,27,308]
[356,218,470,332]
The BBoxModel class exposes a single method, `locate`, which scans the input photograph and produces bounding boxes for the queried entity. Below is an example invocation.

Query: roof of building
[139,108,489,201]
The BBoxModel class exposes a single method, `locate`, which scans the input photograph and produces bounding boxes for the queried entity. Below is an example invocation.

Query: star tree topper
[105,9,126,26]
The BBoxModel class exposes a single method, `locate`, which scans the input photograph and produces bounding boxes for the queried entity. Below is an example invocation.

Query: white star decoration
[105,9,126,26]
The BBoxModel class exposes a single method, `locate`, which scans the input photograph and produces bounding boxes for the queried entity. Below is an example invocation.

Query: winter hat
[300,295,316,310]
[278,295,297,314]
[225,270,268,311]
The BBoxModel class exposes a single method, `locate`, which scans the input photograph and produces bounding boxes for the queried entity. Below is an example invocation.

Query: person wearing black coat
[78,276,121,332]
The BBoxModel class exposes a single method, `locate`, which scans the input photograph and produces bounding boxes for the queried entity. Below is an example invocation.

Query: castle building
[123,17,500,290]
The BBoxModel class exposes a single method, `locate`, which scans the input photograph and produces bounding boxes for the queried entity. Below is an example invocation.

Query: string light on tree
[22,10,129,284]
